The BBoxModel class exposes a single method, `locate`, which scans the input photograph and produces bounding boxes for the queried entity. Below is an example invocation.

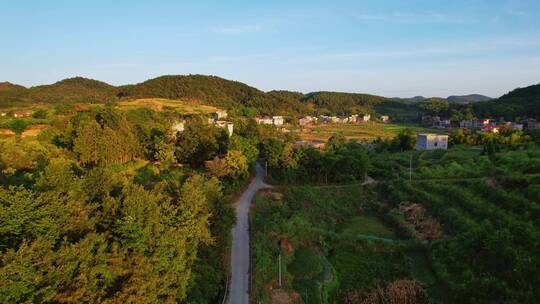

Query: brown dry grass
[117,98,222,114]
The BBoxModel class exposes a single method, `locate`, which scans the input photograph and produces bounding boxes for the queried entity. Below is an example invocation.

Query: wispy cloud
[212,24,263,34]
[356,11,473,25]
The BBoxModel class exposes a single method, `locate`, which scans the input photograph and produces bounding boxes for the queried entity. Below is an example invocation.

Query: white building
[416,134,448,150]
[272,116,284,126]
[215,120,234,137]
[380,115,389,123]
[255,116,274,125]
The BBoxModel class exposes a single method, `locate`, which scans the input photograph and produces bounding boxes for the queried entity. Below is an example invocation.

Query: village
[3,106,538,154]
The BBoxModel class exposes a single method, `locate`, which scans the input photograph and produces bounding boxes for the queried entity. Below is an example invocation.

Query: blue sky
[1,0,539,97]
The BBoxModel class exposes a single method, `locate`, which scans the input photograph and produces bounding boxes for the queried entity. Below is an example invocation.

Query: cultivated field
[297,122,447,142]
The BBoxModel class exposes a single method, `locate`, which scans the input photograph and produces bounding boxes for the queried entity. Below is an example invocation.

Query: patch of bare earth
[270,289,302,304]
[398,202,444,241]
[22,125,48,137]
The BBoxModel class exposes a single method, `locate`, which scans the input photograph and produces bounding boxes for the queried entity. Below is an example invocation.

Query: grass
[117,98,222,114]
[340,215,397,239]
[297,122,447,142]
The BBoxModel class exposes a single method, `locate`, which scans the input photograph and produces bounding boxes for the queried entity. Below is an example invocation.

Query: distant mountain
[447,94,492,103]
[473,83,540,120]
[394,94,491,103]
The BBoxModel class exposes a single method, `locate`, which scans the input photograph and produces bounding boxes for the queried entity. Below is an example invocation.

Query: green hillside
[1,74,539,121]
[118,75,300,115]
[473,83,540,119]
[0,77,118,108]
[28,77,118,104]
[300,91,387,115]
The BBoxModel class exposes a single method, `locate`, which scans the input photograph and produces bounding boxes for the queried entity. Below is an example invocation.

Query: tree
[395,129,416,151]
[327,133,347,151]
[73,120,102,166]
[210,150,249,179]
[229,135,259,167]
[175,123,219,166]
[263,139,285,168]
[9,119,27,135]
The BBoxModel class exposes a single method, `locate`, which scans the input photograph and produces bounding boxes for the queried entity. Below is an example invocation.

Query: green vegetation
[0,106,289,303]
[1,75,539,303]
[473,83,540,120]
[263,134,368,184]
[2,76,539,123]
[251,185,431,303]
[253,126,539,303]
[369,140,540,303]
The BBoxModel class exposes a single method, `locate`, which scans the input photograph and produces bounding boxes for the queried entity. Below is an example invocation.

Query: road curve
[227,163,268,304]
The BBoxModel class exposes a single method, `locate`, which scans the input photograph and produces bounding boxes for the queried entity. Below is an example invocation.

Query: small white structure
[272,116,284,126]
[255,116,274,125]
[416,134,448,150]
[215,120,234,137]
[172,121,185,133]
[437,119,451,128]
[360,114,371,122]
[380,115,389,123]
[213,110,228,120]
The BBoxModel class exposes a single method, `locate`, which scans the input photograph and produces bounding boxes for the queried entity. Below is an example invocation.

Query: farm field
[297,122,447,142]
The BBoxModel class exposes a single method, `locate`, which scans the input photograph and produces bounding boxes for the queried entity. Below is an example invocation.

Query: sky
[1,0,540,98]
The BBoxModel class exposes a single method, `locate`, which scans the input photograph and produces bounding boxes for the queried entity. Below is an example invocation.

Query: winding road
[227,163,269,304]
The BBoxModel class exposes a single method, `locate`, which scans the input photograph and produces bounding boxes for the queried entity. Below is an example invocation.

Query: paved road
[227,163,268,304]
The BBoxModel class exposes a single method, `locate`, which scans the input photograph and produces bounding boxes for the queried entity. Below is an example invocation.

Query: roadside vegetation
[0,105,292,303]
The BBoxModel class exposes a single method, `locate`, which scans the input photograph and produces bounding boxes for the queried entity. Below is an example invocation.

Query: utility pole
[278,253,282,288]
[265,160,268,177]
[409,153,412,181]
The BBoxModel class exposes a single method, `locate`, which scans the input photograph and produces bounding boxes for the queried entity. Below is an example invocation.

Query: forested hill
[0,77,118,107]
[473,83,540,120]
[118,75,308,115]
[300,91,387,115]
[1,74,538,119]
[29,77,118,104]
